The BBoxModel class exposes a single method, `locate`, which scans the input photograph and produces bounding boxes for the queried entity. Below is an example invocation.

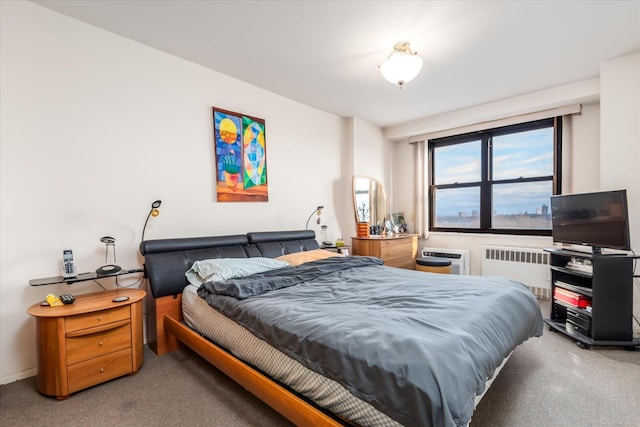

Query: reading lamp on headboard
[305,205,324,230]
[141,200,162,242]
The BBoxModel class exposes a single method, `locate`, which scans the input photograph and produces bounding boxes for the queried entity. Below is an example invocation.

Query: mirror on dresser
[352,175,388,229]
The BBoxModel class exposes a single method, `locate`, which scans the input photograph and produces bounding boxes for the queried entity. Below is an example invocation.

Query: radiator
[481,245,551,299]
[421,248,470,275]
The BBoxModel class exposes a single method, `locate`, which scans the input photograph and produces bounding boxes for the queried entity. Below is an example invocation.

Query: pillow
[185,257,289,286]
[275,249,344,266]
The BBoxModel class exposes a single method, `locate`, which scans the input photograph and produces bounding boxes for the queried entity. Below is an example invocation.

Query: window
[429,118,561,235]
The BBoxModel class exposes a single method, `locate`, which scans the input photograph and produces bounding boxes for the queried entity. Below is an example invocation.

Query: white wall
[341,117,394,238]
[384,79,600,142]
[0,1,348,383]
[599,53,640,330]
[391,140,415,225]
[600,53,640,253]
[569,104,601,193]
[352,117,393,186]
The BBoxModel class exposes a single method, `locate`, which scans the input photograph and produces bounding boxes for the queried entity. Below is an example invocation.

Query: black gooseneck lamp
[305,205,324,230]
[141,200,162,242]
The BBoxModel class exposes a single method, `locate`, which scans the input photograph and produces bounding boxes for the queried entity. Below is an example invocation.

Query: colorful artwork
[213,107,268,202]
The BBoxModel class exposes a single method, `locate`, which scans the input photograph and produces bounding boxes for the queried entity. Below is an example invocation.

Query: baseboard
[1,367,37,385]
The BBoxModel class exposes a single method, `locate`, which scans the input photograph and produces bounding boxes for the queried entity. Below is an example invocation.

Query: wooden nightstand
[27,288,145,399]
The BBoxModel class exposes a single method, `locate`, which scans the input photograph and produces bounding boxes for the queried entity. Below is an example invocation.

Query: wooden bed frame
[140,229,521,426]
[141,230,346,426]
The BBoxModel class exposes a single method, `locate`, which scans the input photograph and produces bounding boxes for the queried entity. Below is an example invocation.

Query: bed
[140,230,543,427]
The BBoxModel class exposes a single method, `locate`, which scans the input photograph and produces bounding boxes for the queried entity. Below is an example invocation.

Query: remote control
[59,294,75,304]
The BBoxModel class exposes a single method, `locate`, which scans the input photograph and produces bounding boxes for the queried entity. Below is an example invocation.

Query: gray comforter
[197,256,543,427]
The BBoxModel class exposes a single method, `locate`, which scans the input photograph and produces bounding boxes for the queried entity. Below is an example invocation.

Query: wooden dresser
[351,234,418,269]
[27,288,145,399]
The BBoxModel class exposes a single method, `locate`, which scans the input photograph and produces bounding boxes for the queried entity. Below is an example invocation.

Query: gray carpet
[0,346,293,427]
[1,300,638,426]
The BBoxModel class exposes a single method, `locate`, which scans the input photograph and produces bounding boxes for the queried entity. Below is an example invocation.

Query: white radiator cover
[421,247,470,275]
[481,245,551,299]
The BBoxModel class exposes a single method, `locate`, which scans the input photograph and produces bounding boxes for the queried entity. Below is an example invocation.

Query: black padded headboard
[139,230,320,298]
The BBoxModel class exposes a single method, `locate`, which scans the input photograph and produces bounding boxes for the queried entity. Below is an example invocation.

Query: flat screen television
[550,190,631,253]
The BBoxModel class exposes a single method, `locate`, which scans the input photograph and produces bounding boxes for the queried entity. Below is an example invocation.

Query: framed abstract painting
[212,107,268,202]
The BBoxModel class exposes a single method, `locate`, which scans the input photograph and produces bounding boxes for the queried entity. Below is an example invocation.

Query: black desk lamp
[95,236,122,276]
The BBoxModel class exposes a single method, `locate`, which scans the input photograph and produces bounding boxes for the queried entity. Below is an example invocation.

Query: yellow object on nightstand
[45,294,63,306]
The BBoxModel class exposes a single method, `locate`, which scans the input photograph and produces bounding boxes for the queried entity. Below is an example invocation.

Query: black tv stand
[543,248,639,350]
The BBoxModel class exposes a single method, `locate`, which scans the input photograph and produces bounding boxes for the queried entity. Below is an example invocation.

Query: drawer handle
[66,319,130,338]
[99,341,103,346]
[98,316,103,321]
[100,368,104,373]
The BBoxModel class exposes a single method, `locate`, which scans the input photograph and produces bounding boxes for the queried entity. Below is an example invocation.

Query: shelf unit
[543,248,639,349]
[29,268,143,286]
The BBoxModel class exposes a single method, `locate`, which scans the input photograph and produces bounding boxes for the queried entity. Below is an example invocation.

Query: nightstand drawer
[65,306,130,333]
[66,323,131,365]
[67,348,132,393]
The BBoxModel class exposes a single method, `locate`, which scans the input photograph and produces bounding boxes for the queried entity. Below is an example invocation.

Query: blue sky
[434,127,553,216]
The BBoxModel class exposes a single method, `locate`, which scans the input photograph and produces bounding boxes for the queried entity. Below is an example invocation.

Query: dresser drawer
[66,323,131,365]
[67,348,132,393]
[65,306,130,333]
[381,240,416,268]
[381,240,411,258]
[385,257,415,269]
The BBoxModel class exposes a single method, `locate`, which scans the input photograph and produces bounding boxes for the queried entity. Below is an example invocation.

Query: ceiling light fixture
[379,41,423,88]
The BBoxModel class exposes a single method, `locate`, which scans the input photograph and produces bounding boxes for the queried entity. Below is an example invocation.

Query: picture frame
[392,212,406,225]
[213,107,269,202]
[392,212,408,233]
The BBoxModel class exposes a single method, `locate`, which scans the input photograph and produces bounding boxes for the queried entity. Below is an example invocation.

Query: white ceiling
[33,0,640,128]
